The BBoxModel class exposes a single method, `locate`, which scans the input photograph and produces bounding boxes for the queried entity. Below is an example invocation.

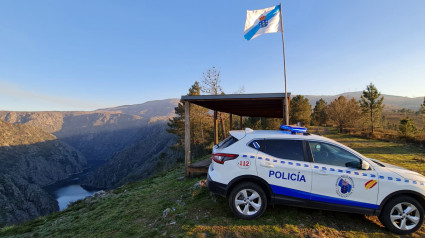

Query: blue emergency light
[280,125,308,134]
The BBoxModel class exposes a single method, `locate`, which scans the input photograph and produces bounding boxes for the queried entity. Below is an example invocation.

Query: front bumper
[207,174,227,197]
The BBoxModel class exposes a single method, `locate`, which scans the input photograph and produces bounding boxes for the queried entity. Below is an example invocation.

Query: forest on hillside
[167,68,425,162]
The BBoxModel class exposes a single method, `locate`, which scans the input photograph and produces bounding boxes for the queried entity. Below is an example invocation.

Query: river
[45,161,104,210]
[52,180,98,210]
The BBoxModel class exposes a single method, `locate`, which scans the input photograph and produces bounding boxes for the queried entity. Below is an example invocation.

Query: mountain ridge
[0,99,179,163]
[301,91,423,110]
[0,120,87,226]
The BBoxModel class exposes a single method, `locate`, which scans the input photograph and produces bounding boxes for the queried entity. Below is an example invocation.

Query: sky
[0,0,424,111]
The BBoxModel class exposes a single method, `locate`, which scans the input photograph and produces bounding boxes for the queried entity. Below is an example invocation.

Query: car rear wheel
[228,182,267,219]
[379,195,424,235]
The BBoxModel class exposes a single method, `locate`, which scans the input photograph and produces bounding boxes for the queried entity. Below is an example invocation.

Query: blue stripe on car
[269,185,379,209]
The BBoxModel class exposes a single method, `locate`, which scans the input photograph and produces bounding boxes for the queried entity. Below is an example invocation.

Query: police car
[207,126,425,235]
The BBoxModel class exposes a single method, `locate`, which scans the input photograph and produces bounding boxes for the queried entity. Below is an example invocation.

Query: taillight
[212,153,239,164]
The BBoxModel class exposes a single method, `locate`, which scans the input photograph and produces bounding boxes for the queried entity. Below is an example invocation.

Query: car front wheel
[228,182,267,219]
[379,195,424,235]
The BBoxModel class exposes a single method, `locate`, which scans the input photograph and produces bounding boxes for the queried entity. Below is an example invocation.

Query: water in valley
[53,182,98,210]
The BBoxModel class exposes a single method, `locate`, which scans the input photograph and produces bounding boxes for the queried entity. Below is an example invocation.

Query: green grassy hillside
[2,132,425,237]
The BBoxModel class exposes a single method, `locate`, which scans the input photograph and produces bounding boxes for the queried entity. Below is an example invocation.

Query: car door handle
[314,169,328,175]
[261,162,274,168]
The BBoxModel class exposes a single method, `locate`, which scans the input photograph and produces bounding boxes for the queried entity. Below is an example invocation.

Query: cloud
[0,81,106,110]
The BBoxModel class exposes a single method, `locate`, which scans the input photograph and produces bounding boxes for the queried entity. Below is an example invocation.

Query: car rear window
[216,136,238,149]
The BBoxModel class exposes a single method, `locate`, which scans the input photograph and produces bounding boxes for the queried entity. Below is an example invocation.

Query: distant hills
[0,99,179,163]
[302,92,424,111]
[96,98,180,122]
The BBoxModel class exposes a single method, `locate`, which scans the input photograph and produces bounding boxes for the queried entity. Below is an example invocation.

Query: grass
[1,131,425,237]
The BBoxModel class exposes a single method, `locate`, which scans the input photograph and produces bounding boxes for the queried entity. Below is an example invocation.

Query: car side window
[309,141,361,169]
[248,139,265,152]
[264,139,305,161]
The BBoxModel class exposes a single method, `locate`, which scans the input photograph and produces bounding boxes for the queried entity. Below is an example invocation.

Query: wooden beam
[229,114,233,131]
[214,111,218,144]
[184,101,191,177]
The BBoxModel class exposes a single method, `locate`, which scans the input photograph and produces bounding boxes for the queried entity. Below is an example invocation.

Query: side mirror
[361,161,370,170]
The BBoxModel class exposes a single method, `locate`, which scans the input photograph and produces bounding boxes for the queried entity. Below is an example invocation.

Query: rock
[163,208,171,218]
[177,176,185,181]
[169,221,176,225]
[192,180,207,189]
[94,190,106,198]
[176,200,186,206]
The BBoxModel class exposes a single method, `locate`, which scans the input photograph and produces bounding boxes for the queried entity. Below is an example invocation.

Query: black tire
[228,182,267,219]
[378,195,424,235]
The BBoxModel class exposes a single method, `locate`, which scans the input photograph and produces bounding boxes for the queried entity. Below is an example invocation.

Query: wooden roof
[181,93,290,118]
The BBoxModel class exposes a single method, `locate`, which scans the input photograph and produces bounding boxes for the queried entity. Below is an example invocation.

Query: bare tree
[201,66,223,95]
[200,66,226,140]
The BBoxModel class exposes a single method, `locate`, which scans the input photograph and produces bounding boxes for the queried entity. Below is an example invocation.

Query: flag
[244,5,281,40]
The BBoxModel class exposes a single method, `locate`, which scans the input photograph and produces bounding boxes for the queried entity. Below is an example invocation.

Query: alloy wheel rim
[390,202,420,230]
[235,188,262,216]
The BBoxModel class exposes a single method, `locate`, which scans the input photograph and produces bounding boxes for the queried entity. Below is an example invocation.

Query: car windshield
[370,159,386,167]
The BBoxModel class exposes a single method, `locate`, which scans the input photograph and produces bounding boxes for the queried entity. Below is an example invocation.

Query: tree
[311,98,328,126]
[244,117,282,130]
[201,66,223,95]
[421,97,425,115]
[200,66,227,140]
[359,83,384,134]
[166,100,185,156]
[289,95,311,126]
[187,82,210,148]
[399,117,416,137]
[327,96,361,132]
[167,81,211,160]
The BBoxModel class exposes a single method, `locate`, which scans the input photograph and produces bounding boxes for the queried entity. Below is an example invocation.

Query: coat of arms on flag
[258,16,268,28]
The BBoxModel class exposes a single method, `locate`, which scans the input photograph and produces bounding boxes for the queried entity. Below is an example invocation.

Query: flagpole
[279,3,289,125]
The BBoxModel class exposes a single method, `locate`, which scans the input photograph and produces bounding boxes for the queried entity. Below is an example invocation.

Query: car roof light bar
[280,125,308,135]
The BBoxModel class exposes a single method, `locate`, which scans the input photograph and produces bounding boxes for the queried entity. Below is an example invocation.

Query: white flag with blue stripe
[244,5,281,40]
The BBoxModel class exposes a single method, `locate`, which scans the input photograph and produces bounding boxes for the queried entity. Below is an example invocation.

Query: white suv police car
[207,126,425,235]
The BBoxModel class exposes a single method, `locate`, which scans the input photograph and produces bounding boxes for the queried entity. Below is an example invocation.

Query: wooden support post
[240,116,243,130]
[214,111,218,145]
[184,101,191,177]
[285,97,291,123]
[283,98,286,125]
[229,114,233,132]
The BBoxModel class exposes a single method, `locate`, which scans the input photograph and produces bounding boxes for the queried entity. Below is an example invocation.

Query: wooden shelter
[180,93,291,176]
